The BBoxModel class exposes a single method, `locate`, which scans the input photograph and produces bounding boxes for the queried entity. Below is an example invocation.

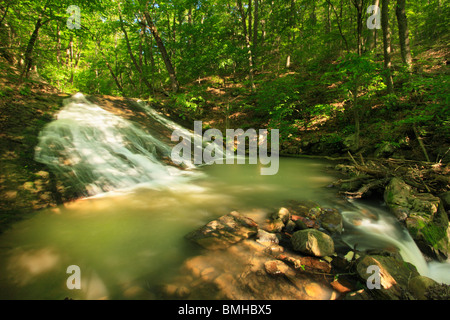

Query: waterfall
[341,200,450,284]
[34,93,199,197]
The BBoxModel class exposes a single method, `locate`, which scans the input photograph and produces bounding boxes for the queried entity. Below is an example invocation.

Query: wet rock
[355,254,419,300]
[270,207,290,223]
[291,215,320,229]
[285,200,321,218]
[303,282,332,299]
[406,195,450,261]
[384,178,450,260]
[291,229,335,257]
[185,211,258,250]
[260,218,284,233]
[293,217,308,230]
[406,210,450,261]
[390,207,409,222]
[264,260,291,276]
[408,275,438,300]
[256,229,279,246]
[330,277,355,294]
[299,256,332,273]
[285,220,297,233]
[318,207,343,234]
[384,177,413,213]
[173,240,331,300]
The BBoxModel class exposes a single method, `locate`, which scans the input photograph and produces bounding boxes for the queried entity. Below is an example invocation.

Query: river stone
[285,200,321,218]
[185,211,258,250]
[356,254,419,299]
[318,208,343,234]
[384,178,450,260]
[384,177,413,214]
[256,229,279,246]
[291,229,334,257]
[408,275,438,300]
[406,209,450,261]
[260,218,284,233]
[264,260,291,276]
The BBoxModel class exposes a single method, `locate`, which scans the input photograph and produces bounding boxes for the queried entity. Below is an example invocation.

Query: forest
[0,0,449,301]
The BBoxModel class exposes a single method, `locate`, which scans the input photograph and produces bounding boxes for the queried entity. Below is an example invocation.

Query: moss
[421,223,447,250]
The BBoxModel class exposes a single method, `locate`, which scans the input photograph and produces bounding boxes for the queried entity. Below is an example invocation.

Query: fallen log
[343,178,390,199]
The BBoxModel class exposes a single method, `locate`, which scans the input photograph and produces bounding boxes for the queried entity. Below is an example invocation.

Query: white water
[2,92,444,300]
[341,200,450,284]
[34,93,200,197]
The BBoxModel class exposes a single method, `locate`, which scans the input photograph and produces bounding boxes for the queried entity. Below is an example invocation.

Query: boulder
[355,254,419,299]
[185,211,258,250]
[284,200,321,218]
[318,207,343,234]
[405,208,450,261]
[384,177,413,213]
[408,276,438,300]
[406,194,450,261]
[291,229,335,257]
[384,178,450,260]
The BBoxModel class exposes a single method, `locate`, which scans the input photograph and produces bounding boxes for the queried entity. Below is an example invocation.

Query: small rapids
[34,93,200,197]
[0,92,447,300]
[341,200,450,284]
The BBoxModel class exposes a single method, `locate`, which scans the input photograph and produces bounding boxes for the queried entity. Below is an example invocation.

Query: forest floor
[0,42,449,234]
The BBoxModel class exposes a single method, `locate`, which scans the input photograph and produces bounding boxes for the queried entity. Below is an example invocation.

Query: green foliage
[170,92,205,120]
[335,53,386,100]
[19,85,31,96]
[0,86,13,97]
[254,74,301,120]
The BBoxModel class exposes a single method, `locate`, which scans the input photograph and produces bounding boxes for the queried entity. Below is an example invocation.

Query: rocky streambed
[158,198,450,300]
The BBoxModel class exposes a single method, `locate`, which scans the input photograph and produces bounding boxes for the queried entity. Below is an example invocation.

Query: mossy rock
[290,229,335,257]
[406,211,450,261]
[356,254,419,299]
[384,177,412,211]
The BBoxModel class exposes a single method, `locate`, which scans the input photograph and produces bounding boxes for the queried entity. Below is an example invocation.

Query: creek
[0,94,448,299]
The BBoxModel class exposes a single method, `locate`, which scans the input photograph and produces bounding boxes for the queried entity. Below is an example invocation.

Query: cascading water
[34,93,199,197]
[341,200,450,284]
[1,92,446,299]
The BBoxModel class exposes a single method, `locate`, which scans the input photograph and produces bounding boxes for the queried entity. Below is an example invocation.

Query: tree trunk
[253,0,259,53]
[326,0,349,53]
[56,22,61,65]
[381,0,394,93]
[395,0,412,70]
[237,0,255,91]
[351,0,365,56]
[142,8,179,93]
[96,40,124,95]
[368,0,380,51]
[353,85,360,149]
[119,12,153,93]
[20,18,42,80]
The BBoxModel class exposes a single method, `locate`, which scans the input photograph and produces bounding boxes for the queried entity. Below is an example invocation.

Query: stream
[0,93,448,300]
